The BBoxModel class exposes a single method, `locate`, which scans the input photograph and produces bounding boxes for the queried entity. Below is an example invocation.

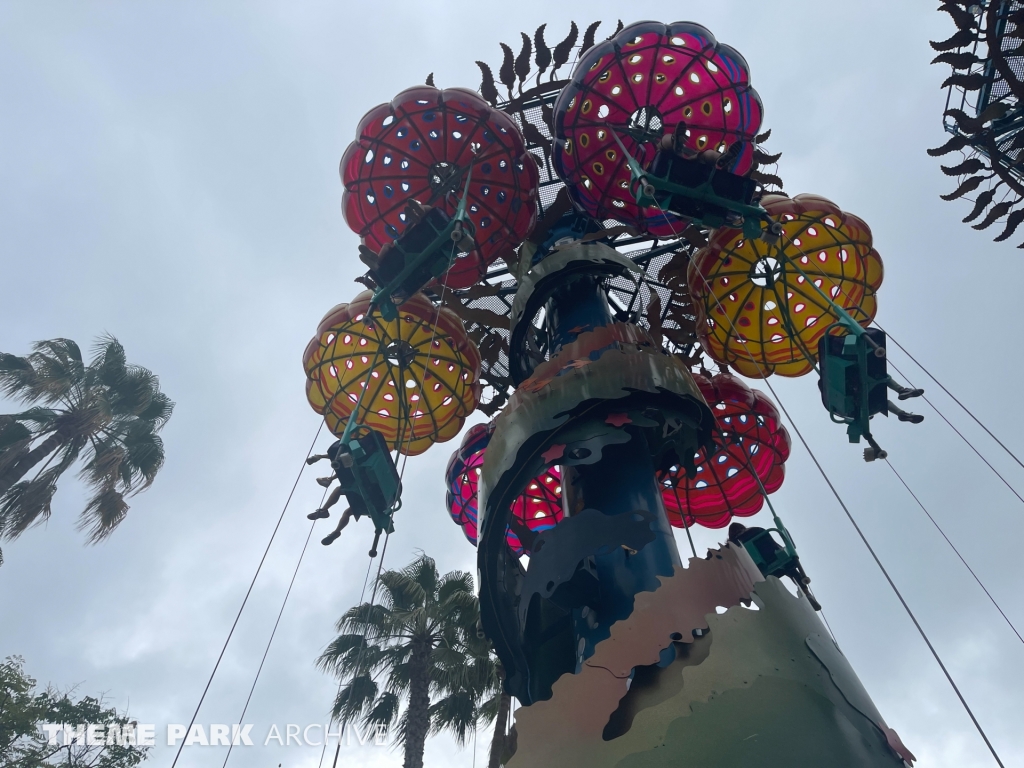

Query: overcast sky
[1,2,1023,767]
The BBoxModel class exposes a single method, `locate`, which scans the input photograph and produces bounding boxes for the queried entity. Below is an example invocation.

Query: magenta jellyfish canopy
[445,422,562,556]
[553,20,763,235]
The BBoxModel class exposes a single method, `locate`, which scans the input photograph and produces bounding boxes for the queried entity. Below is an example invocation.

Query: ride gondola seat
[371,206,473,319]
[333,428,401,534]
[647,149,758,226]
[818,328,889,440]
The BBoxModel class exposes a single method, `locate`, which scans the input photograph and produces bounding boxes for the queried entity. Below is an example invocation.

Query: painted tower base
[508,544,915,768]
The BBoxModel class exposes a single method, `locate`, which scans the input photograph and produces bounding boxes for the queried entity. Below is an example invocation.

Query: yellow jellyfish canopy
[303,290,481,455]
[688,193,884,378]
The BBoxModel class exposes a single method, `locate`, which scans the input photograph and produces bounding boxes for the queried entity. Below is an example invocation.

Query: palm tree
[0,336,173,549]
[430,638,512,768]
[318,553,489,768]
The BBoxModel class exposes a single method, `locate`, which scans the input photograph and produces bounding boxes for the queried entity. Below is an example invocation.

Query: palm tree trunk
[488,691,510,768]
[403,637,432,768]
[0,432,62,492]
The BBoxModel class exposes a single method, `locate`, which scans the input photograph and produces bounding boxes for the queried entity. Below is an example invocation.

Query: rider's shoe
[321,530,341,546]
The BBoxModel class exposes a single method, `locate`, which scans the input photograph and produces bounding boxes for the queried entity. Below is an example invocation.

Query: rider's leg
[888,400,924,424]
[885,376,923,400]
[321,508,353,546]
[309,487,343,520]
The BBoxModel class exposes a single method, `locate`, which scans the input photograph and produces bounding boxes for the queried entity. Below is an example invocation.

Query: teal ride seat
[737,527,798,580]
[368,205,475,320]
[333,428,402,537]
[609,126,781,242]
[643,149,768,239]
[817,327,888,448]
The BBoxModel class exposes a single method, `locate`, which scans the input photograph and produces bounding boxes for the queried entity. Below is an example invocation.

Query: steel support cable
[323,283,439,767]
[651,198,1006,767]
[878,332,1024,499]
[221,486,328,768]
[771,395,1005,768]
[886,356,1024,507]
[332,265,458,765]
[770,231,1024,506]
[882,331,1024,473]
[329,531,392,768]
[170,421,324,768]
[765,246,1024,642]
[818,607,839,645]
[319,544,379,768]
[884,458,1024,646]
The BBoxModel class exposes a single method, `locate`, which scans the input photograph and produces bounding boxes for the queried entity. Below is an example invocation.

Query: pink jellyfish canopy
[341,86,540,289]
[445,422,562,556]
[552,20,763,235]
[660,371,790,529]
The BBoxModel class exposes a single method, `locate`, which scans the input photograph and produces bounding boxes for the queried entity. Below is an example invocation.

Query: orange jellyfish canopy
[660,371,790,529]
[688,193,884,378]
[303,291,481,456]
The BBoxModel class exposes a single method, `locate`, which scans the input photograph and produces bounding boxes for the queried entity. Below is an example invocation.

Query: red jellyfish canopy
[660,371,790,529]
[445,422,562,556]
[553,20,763,235]
[341,86,540,289]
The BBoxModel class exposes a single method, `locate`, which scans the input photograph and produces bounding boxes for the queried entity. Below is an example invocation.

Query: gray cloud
[1,2,1022,766]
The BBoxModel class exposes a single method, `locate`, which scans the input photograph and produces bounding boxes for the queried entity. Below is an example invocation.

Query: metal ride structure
[300,17,937,767]
[931,1,1024,245]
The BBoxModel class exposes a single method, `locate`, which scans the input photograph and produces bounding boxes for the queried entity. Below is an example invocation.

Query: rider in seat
[648,121,757,227]
[728,522,820,610]
[356,198,467,313]
[306,439,368,546]
[818,328,925,428]
[306,429,401,547]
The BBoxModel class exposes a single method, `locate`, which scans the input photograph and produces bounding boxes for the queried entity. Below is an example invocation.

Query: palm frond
[429,691,476,746]
[80,418,166,500]
[318,632,371,665]
[105,366,161,418]
[382,656,413,697]
[317,635,390,678]
[0,353,42,402]
[136,391,174,428]
[89,334,127,388]
[26,339,85,401]
[405,553,439,595]
[0,469,60,539]
[364,691,401,728]
[477,692,503,725]
[77,486,129,543]
[332,674,378,722]
[380,566,428,611]
[0,417,32,477]
[336,602,402,639]
[80,440,126,490]
[8,407,59,430]
[436,570,474,604]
